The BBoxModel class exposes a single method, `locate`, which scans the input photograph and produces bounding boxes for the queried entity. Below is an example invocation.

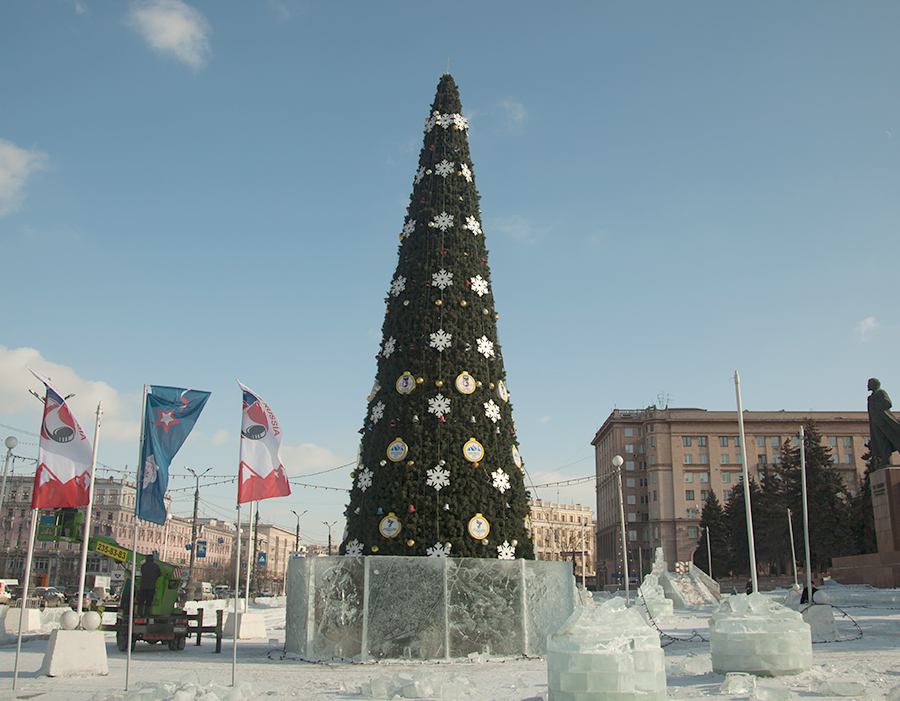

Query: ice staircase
[659,564,720,608]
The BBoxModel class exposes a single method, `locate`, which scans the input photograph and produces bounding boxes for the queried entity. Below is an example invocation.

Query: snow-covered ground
[3,589,900,701]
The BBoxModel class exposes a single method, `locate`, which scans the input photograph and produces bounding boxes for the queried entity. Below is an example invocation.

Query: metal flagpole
[13,509,39,690]
[244,501,255,603]
[734,371,759,594]
[799,425,813,601]
[706,527,713,580]
[232,504,242,686]
[75,402,102,617]
[126,385,149,691]
[787,508,798,588]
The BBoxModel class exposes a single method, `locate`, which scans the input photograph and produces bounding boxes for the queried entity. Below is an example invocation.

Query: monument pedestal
[40,629,108,677]
[224,612,267,639]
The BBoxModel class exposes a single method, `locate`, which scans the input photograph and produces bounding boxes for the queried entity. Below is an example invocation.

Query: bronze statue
[867,378,900,467]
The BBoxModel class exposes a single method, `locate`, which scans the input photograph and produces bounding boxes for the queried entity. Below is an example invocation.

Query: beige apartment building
[592,407,869,586]
[529,499,595,580]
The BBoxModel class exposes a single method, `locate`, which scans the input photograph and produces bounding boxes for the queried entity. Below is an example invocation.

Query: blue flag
[136,386,211,524]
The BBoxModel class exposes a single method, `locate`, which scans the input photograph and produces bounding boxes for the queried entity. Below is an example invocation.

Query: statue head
[869,378,881,392]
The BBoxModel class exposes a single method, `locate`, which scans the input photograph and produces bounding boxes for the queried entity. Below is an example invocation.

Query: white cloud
[211,429,230,445]
[126,0,211,71]
[0,139,48,217]
[539,416,552,424]
[0,346,139,441]
[855,316,880,341]
[281,443,349,476]
[498,99,527,132]
[491,215,548,245]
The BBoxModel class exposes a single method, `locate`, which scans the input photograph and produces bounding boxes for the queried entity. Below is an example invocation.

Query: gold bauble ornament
[460,300,467,307]
[371,546,379,553]
[435,380,444,387]
[407,539,415,547]
[494,313,499,321]
[416,377,424,384]
[435,299,443,306]
[408,460,415,466]
[489,383,495,389]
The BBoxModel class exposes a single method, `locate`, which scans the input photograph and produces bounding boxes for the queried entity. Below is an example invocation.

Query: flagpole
[734,371,759,594]
[232,504,241,687]
[75,402,102,618]
[13,509,40,690]
[127,385,149,691]
[244,500,255,604]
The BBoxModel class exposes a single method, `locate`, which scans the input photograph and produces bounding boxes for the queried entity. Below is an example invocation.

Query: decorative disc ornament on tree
[341,74,533,559]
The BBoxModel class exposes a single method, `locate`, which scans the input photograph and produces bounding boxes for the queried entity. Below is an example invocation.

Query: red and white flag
[29,368,93,509]
[237,381,291,504]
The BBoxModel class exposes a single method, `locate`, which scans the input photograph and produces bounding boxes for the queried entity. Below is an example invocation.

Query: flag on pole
[238,382,291,504]
[28,368,93,509]
[137,386,211,525]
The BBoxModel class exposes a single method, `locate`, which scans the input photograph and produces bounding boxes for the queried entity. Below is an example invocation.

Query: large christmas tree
[341,74,534,560]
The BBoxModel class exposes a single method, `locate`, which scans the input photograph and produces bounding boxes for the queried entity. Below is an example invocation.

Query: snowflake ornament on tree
[484,399,501,424]
[382,336,397,358]
[470,275,489,297]
[429,328,452,352]
[452,113,468,131]
[427,393,451,418]
[356,467,373,492]
[390,276,407,297]
[427,542,452,558]
[432,212,454,231]
[415,165,426,182]
[491,468,511,493]
[476,335,495,358]
[435,113,454,129]
[370,401,385,424]
[403,220,416,238]
[435,160,455,177]
[464,216,482,235]
[432,268,453,289]
[460,162,472,182]
[426,465,450,491]
[496,541,516,560]
[345,540,364,557]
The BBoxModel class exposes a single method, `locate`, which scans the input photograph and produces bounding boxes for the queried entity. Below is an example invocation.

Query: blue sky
[2,1,899,547]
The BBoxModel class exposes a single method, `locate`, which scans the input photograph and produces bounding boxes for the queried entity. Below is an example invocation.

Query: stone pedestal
[547,597,666,701]
[4,607,42,634]
[285,556,575,661]
[709,593,812,676]
[40,629,108,677]
[224,612,267,639]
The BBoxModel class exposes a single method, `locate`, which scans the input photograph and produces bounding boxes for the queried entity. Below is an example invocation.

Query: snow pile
[98,672,254,701]
[357,671,475,700]
[547,596,666,701]
[709,592,812,676]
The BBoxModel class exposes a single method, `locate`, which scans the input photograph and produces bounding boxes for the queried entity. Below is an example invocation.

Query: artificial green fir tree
[340,75,534,560]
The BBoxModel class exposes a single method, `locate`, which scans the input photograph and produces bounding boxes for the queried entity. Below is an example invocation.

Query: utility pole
[291,510,307,551]
[185,466,212,599]
[323,521,336,556]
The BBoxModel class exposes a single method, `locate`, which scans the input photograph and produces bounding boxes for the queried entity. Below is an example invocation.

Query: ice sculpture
[709,592,812,676]
[547,596,666,701]
[285,556,575,660]
[636,548,673,620]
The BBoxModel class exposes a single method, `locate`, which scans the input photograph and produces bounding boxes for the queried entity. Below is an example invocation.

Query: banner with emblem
[28,368,94,509]
[237,381,291,504]
[136,385,211,525]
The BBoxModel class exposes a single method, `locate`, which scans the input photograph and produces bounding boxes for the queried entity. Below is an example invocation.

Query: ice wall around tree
[709,592,812,676]
[547,596,667,701]
[285,556,575,660]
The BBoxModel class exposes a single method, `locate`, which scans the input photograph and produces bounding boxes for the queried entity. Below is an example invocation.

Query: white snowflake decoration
[427,393,451,418]
[424,116,436,133]
[345,540,364,557]
[427,542,452,558]
[476,335,495,358]
[432,211,454,231]
[402,220,416,238]
[382,336,396,358]
[426,465,450,491]
[432,268,453,289]
[415,166,426,183]
[491,468,511,494]
[453,113,469,131]
[435,159,455,178]
[435,113,454,129]
[464,216,482,235]
[370,401,385,424]
[497,541,516,560]
[470,275,489,297]
[390,275,406,297]
[429,328,452,352]
[484,399,501,424]
[356,467,373,492]
[460,162,472,182]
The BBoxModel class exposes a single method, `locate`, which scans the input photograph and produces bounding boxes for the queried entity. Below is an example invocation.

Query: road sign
[256,552,267,567]
[196,541,207,558]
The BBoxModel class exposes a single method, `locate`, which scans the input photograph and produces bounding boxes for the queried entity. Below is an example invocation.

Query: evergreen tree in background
[341,75,534,560]
[723,478,761,577]
[693,490,730,579]
[848,447,878,555]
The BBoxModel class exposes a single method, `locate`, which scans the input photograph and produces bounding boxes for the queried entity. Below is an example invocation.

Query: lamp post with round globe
[612,454,629,604]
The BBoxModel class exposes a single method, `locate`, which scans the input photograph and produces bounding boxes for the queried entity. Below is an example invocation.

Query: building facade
[592,407,869,586]
[528,500,595,581]
[236,520,297,595]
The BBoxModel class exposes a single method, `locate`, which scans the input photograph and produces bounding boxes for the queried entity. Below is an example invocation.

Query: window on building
[624,428,634,437]
[642,530,650,541]
[758,454,767,465]
[722,472,731,483]
[701,490,710,501]
[650,437,655,447]
[625,444,634,453]
[639,478,648,487]
[792,436,801,447]
[843,454,853,464]
[699,454,709,464]
[828,436,837,447]
[653,490,658,501]
[626,495,636,505]
[686,490,695,500]
[685,473,694,483]
[640,495,649,504]
[638,444,645,453]
[757,436,765,447]
[719,437,729,447]
[830,454,838,464]
[698,437,707,447]
[736,454,743,464]
[699,472,709,483]
[628,513,637,522]
[684,455,693,464]
[843,437,852,447]
[735,436,741,447]
[770,437,779,447]
[688,526,699,539]
[628,530,638,542]
[773,454,782,465]
[651,456,657,464]
[626,477,636,488]
[724,489,732,499]
[652,472,657,483]
[626,461,636,471]
[687,508,700,518]
[683,437,692,447]
[639,461,647,470]
[721,454,730,464]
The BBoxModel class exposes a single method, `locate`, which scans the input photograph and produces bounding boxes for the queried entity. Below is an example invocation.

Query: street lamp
[612,454,629,605]
[291,510,307,551]
[0,436,17,518]
[322,521,337,556]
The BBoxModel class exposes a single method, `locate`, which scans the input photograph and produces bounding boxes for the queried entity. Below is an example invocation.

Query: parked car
[68,590,103,610]
[32,587,65,607]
